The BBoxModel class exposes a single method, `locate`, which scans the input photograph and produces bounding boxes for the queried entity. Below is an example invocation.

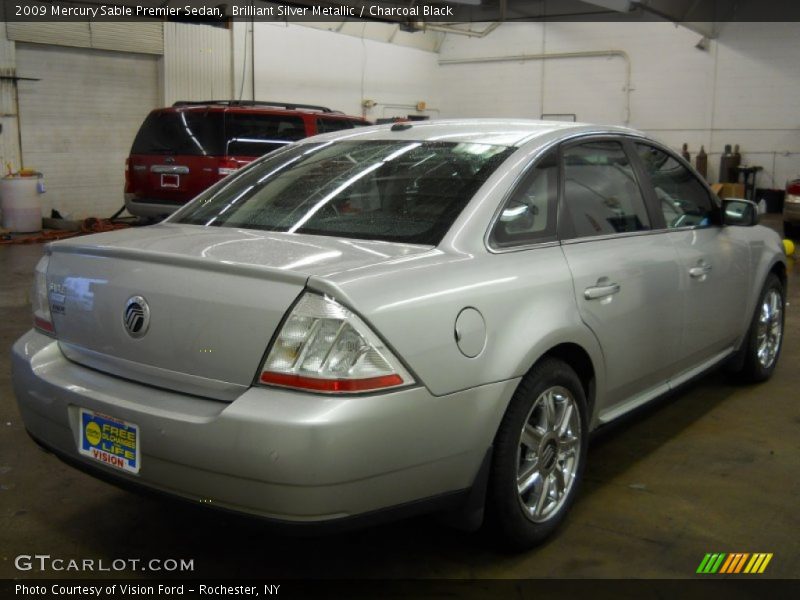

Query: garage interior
[1,0,799,580]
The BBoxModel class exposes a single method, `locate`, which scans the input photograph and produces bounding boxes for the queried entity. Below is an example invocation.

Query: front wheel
[485,358,588,550]
[737,273,785,383]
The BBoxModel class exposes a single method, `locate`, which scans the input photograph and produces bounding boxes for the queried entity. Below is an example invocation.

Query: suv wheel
[485,358,588,550]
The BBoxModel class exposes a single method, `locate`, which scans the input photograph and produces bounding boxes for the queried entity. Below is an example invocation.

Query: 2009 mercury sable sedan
[12,120,786,548]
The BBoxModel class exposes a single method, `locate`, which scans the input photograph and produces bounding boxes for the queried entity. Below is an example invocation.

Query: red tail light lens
[124,158,131,193]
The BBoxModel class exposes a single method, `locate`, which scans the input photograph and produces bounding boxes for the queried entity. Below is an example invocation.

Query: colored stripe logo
[697,553,773,574]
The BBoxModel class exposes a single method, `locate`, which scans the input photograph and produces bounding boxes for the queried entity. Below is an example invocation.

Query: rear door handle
[689,264,713,279]
[584,282,621,300]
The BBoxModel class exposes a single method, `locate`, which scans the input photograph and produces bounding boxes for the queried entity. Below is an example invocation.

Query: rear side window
[490,149,558,248]
[225,113,306,156]
[635,143,715,228]
[563,141,651,238]
[131,110,224,156]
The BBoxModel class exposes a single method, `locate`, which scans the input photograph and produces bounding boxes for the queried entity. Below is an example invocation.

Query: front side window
[490,149,558,248]
[635,143,715,229]
[562,141,651,239]
[174,140,514,245]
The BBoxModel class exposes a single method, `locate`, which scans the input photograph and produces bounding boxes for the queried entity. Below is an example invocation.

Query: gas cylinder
[731,144,742,181]
[719,144,735,183]
[696,146,708,180]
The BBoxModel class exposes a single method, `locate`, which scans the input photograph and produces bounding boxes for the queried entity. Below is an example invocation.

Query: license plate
[160,173,180,188]
[78,408,140,474]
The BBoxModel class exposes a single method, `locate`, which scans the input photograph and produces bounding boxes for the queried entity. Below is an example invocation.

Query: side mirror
[722,198,758,227]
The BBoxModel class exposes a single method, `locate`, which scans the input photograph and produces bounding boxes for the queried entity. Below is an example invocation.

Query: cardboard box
[711,183,745,199]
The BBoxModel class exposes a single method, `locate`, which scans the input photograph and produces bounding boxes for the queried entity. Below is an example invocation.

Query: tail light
[787,181,800,203]
[217,158,239,177]
[259,293,414,393]
[32,255,55,335]
[124,158,132,193]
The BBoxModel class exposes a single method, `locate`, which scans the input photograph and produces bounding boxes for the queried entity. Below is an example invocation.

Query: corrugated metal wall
[0,26,21,173]
[163,22,231,105]
[6,21,164,55]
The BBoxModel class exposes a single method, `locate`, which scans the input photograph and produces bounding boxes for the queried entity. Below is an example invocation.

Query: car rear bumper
[783,199,800,223]
[12,329,515,523]
[124,193,185,218]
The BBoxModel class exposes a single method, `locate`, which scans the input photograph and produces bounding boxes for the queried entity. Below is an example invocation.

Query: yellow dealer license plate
[78,408,140,474]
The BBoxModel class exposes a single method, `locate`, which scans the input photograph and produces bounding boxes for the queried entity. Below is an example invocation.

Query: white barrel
[0,175,43,233]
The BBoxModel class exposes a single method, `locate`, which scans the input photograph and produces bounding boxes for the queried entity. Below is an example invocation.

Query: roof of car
[312,118,645,147]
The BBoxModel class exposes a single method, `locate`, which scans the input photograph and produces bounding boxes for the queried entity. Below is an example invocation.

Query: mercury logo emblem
[123,296,150,338]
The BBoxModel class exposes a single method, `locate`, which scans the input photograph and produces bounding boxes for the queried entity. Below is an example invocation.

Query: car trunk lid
[45,224,432,400]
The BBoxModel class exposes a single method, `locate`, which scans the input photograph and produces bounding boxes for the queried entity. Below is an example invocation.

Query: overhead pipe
[439,50,633,124]
[379,103,441,118]
[422,22,501,38]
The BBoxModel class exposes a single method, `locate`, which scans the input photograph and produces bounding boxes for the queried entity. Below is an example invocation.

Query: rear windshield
[130,110,306,156]
[173,140,515,245]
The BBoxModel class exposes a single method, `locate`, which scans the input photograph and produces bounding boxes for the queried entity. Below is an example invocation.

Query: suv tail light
[217,158,239,177]
[124,158,132,193]
[32,255,55,335]
[259,293,413,393]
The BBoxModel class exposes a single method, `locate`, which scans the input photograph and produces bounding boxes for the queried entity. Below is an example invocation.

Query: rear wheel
[485,359,588,550]
[736,273,785,383]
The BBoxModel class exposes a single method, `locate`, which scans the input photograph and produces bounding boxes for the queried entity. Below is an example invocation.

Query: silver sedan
[12,120,786,549]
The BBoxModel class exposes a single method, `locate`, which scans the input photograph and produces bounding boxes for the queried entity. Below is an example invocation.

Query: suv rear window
[130,110,306,157]
[316,118,366,134]
[173,140,514,245]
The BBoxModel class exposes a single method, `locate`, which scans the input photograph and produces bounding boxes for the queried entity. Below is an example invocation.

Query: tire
[737,273,785,383]
[485,358,588,550]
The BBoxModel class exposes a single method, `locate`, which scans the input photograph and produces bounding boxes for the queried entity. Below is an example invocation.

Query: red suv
[124,100,369,218]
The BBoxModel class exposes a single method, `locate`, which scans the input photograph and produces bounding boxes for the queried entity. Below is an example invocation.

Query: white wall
[438,21,800,187]
[249,22,440,120]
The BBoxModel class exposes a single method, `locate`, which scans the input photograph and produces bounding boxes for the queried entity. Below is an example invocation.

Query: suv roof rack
[171,100,340,113]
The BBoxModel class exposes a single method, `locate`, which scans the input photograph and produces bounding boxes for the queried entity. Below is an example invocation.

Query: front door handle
[584,282,621,300]
[689,264,713,279]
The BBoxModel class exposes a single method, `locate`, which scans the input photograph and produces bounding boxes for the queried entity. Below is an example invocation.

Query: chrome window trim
[560,227,672,245]
[488,240,562,254]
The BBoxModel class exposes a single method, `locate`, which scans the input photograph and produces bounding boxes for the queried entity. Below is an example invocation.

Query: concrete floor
[1,217,798,580]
